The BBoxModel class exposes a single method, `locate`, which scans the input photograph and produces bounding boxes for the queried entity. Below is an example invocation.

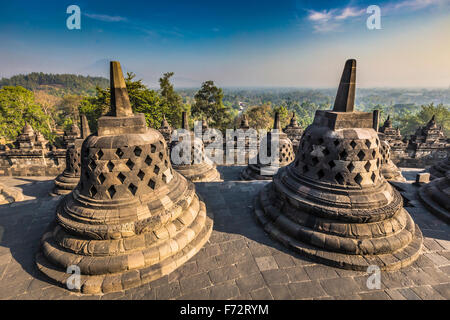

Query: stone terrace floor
[0,167,449,300]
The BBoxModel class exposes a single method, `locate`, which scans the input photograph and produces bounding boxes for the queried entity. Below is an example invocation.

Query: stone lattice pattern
[254,59,423,271]
[36,61,213,294]
[171,129,221,182]
[418,168,450,224]
[242,114,295,181]
[283,112,303,154]
[380,140,405,182]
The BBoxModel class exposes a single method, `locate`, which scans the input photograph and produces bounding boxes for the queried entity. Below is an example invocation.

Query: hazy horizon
[1,0,449,88]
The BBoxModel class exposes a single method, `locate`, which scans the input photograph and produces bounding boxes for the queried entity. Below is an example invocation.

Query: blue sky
[0,0,449,87]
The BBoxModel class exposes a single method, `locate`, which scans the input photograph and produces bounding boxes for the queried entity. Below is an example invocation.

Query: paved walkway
[0,167,448,300]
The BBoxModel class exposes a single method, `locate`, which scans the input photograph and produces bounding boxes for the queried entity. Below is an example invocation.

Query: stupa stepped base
[241,164,277,181]
[417,175,450,224]
[382,162,406,182]
[429,159,450,180]
[174,163,221,182]
[36,198,213,294]
[254,183,423,271]
[50,173,80,196]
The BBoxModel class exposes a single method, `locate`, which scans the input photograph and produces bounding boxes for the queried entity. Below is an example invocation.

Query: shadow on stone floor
[0,179,61,290]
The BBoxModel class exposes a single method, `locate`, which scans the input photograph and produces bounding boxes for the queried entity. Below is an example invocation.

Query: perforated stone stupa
[241,112,295,180]
[51,115,91,196]
[224,115,258,165]
[36,61,213,294]
[158,115,172,145]
[254,59,423,271]
[170,112,220,182]
[283,112,303,153]
[380,136,405,182]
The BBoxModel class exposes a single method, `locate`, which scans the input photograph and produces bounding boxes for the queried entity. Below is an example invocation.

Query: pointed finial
[333,59,356,112]
[109,61,133,117]
[273,112,281,130]
[80,114,91,139]
[181,112,189,130]
[161,114,170,127]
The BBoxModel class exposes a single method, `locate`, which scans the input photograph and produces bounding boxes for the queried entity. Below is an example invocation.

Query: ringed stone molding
[36,61,213,294]
[254,59,423,271]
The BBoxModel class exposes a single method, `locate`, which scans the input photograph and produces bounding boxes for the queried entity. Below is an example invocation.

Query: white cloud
[308,10,334,22]
[335,7,365,20]
[84,13,128,22]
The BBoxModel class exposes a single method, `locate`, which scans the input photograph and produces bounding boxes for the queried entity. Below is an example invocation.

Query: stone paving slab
[0,167,449,300]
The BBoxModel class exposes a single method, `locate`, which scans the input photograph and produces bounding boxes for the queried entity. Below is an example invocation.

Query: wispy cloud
[84,13,128,22]
[305,0,444,33]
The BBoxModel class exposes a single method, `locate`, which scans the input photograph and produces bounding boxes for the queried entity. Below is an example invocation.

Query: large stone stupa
[283,112,303,153]
[241,112,295,180]
[254,59,423,271]
[36,61,213,294]
[50,115,91,196]
[170,112,221,182]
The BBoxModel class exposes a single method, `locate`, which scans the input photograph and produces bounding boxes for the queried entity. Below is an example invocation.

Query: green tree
[0,86,54,142]
[192,80,233,130]
[158,72,185,128]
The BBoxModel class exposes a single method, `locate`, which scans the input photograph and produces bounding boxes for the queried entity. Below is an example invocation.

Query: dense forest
[0,71,449,144]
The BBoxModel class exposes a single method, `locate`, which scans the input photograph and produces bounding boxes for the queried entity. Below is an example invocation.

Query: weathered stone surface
[380,140,405,182]
[51,114,91,196]
[170,112,221,182]
[35,61,213,294]
[241,112,295,181]
[418,170,450,224]
[283,112,303,154]
[253,59,423,271]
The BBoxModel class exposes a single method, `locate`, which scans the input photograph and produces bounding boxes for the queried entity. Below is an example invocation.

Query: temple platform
[0,167,448,300]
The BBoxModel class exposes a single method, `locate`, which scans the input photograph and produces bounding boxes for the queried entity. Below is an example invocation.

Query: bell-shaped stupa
[254,59,423,271]
[158,114,173,145]
[170,112,221,182]
[51,115,91,196]
[283,112,303,153]
[241,112,295,180]
[36,61,213,294]
[379,138,405,182]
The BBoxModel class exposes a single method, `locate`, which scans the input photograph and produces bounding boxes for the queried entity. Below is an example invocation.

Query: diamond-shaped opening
[377,158,381,167]
[323,148,330,156]
[375,139,379,146]
[357,150,365,161]
[107,161,114,172]
[148,179,156,190]
[126,159,134,170]
[318,138,324,145]
[328,160,335,169]
[154,165,160,174]
[347,162,355,172]
[98,173,106,184]
[115,148,124,159]
[128,183,137,195]
[365,140,371,149]
[159,152,163,160]
[150,144,156,153]
[303,164,309,173]
[350,140,357,149]
[117,172,126,183]
[372,150,377,158]
[317,169,325,179]
[364,161,371,172]
[137,170,145,181]
[107,185,116,199]
[97,149,104,160]
[162,174,168,183]
[333,139,339,147]
[134,146,142,157]
[371,172,377,182]
[339,150,348,160]
[145,155,152,166]
[89,185,97,197]
[89,160,97,171]
[164,160,168,167]
[311,157,319,166]
[354,173,363,185]
[335,172,344,184]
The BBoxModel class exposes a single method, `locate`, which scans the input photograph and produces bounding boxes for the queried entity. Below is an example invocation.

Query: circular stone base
[50,174,80,197]
[417,179,450,224]
[254,184,423,271]
[174,164,221,182]
[36,207,213,295]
